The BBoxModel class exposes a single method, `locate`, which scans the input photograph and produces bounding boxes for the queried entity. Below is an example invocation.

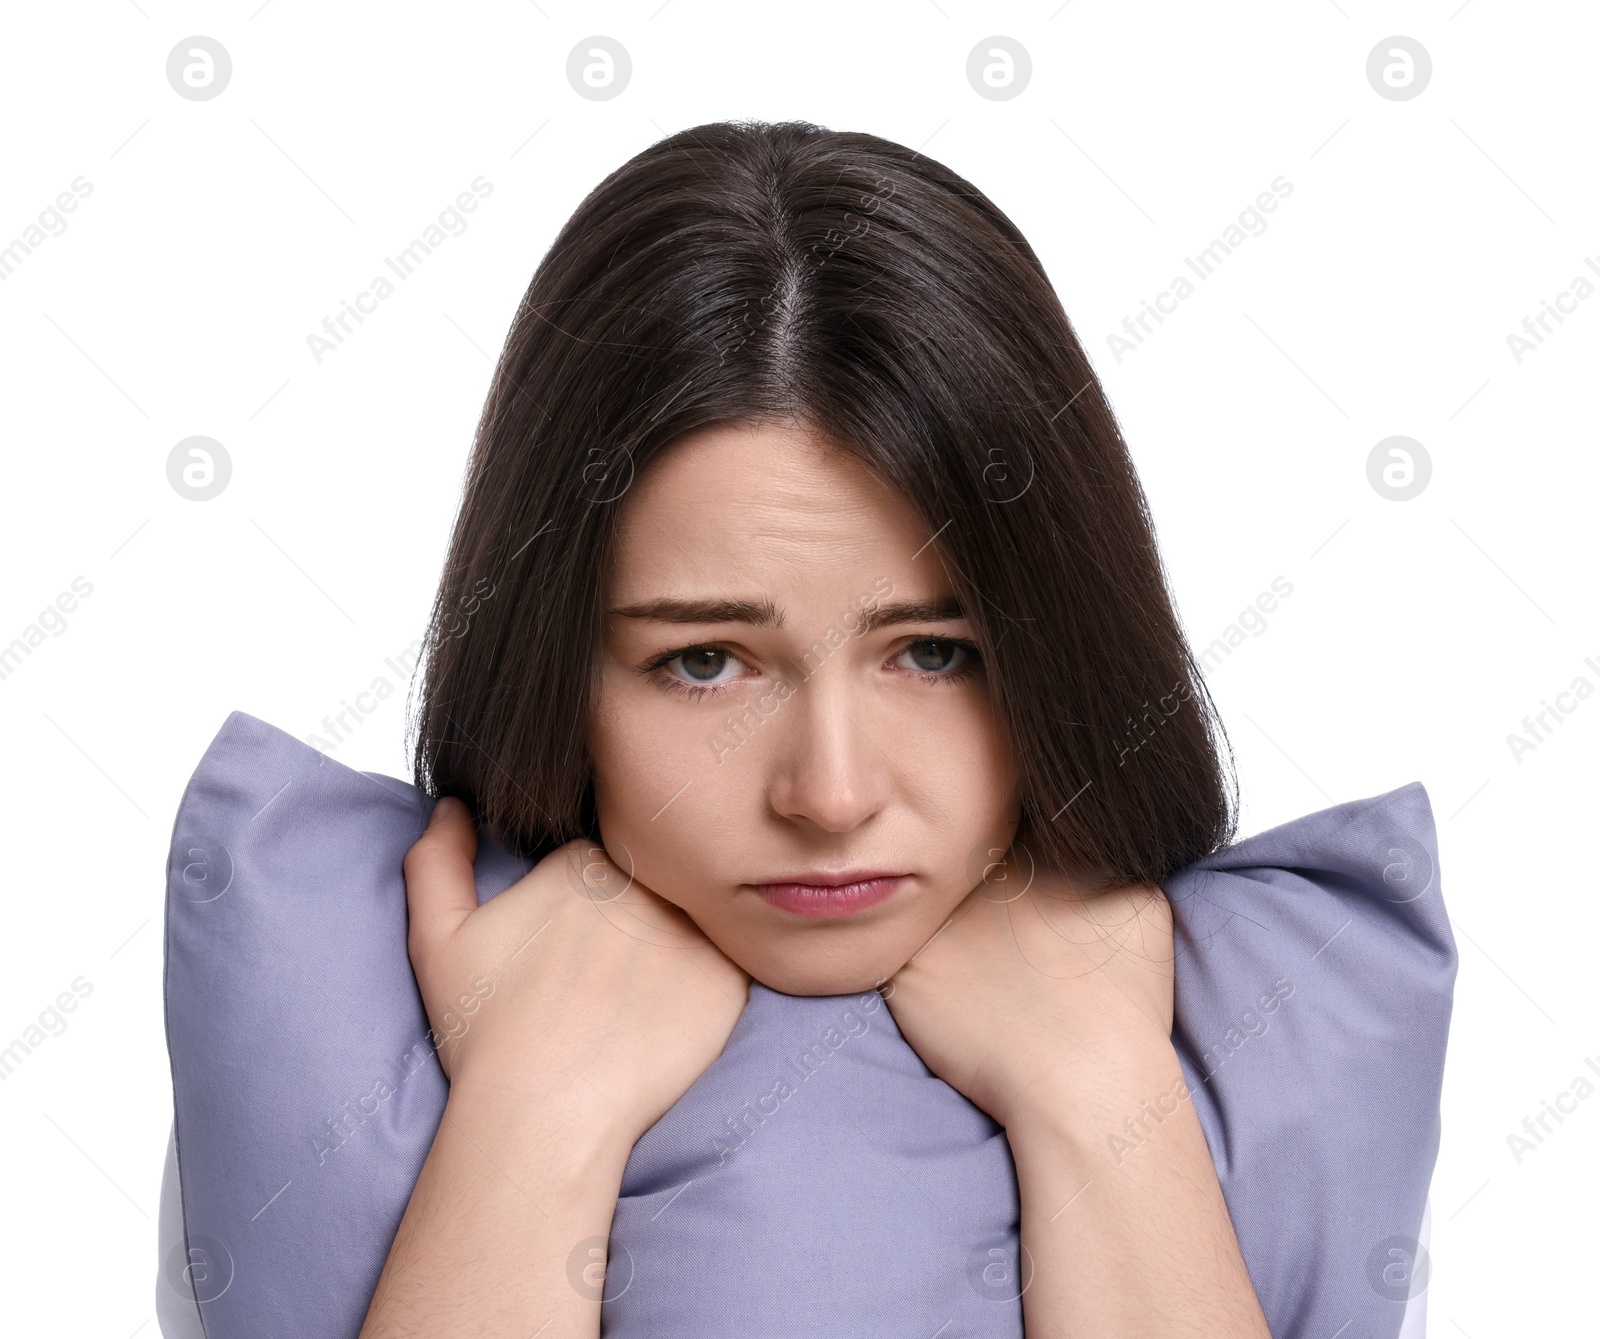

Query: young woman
[358,119,1271,1337]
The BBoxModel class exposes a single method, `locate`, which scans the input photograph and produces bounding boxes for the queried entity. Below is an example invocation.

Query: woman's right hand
[403,797,751,1148]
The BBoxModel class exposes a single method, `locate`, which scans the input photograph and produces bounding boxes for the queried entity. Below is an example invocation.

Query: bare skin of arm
[359,800,749,1339]
[1003,1033,1264,1335]
[359,1081,633,1336]
[884,866,1271,1337]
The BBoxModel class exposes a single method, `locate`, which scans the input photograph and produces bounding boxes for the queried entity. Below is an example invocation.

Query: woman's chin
[731,946,907,1000]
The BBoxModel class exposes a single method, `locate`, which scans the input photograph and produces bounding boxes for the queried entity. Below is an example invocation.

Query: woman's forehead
[607,422,948,598]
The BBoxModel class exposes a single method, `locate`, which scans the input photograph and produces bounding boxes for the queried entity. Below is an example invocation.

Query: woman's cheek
[935,692,1019,869]
[592,679,738,900]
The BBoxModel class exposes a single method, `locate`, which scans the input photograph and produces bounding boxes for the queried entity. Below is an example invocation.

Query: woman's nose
[764,672,892,834]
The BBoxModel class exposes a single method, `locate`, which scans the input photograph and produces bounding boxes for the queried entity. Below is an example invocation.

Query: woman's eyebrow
[608,596,783,626]
[606,595,965,632]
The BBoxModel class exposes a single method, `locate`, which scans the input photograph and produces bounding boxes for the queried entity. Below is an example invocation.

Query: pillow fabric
[159,710,1455,1337]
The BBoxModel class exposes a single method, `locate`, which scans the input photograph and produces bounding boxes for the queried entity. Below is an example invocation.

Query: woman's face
[588,419,1019,996]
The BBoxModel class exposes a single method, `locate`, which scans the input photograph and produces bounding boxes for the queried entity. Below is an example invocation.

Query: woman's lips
[754,874,906,919]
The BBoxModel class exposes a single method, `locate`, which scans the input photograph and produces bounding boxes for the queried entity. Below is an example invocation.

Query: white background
[1,2,1594,1334]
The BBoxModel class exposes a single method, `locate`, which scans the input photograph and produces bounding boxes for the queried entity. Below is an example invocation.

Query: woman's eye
[895,638,976,676]
[672,646,732,678]
[649,646,748,691]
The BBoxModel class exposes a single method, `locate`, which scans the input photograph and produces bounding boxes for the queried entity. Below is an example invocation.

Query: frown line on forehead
[607,595,966,634]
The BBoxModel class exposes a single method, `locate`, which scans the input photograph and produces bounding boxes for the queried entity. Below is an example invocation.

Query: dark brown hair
[409,118,1238,891]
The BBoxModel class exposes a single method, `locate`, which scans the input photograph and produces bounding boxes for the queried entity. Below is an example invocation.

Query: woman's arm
[1004,1030,1266,1337]
[883,871,1270,1337]
[359,1082,634,1337]
[360,800,749,1337]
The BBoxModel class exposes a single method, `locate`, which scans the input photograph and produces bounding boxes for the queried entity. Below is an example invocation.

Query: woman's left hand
[885,847,1273,1337]
[880,847,1176,1131]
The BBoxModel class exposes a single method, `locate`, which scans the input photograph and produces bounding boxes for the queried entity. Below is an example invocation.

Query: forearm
[1005,1032,1271,1338]
[359,1081,633,1338]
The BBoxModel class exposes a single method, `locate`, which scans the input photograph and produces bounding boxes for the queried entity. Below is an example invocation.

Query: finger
[404,796,481,947]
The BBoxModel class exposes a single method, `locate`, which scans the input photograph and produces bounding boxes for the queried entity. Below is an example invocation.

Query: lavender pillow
[158,711,1454,1337]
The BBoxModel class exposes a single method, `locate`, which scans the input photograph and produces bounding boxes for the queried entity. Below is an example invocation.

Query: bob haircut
[410,118,1238,892]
